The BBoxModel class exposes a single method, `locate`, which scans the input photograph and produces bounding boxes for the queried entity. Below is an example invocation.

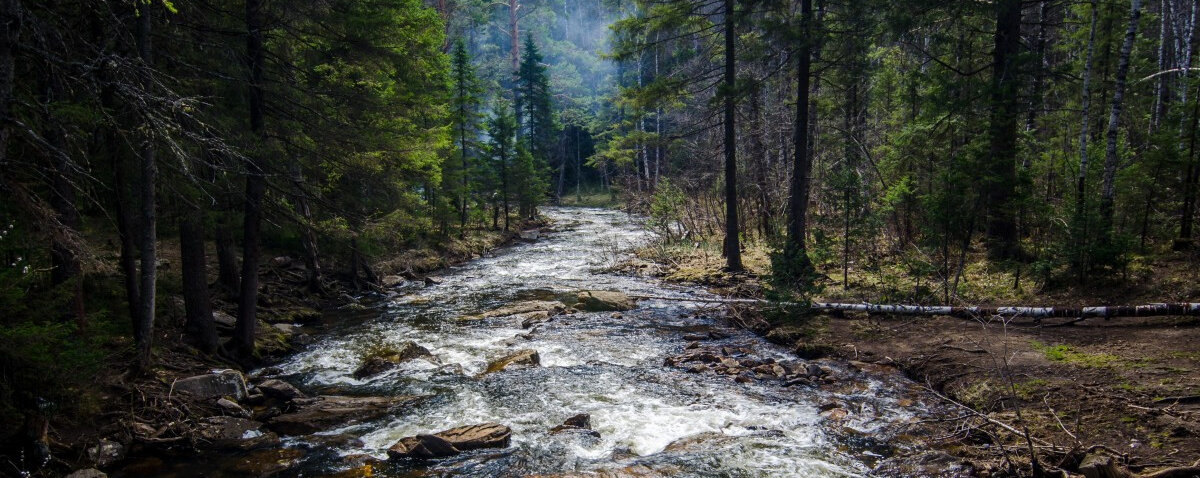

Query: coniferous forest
[3,0,1200,476]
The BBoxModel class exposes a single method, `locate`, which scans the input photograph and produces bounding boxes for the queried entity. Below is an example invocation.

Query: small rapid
[238,208,921,476]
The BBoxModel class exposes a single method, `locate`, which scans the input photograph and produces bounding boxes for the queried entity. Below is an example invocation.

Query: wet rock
[519,230,540,241]
[517,311,552,328]
[484,349,540,374]
[682,333,709,341]
[352,341,434,379]
[217,397,251,418]
[304,433,364,449]
[232,448,304,477]
[268,395,428,435]
[173,370,248,401]
[273,323,300,336]
[686,364,708,374]
[663,432,734,453]
[213,310,237,329]
[549,413,597,437]
[65,469,106,478]
[806,363,825,378]
[196,416,279,450]
[573,290,635,312]
[685,341,700,350]
[466,301,567,320]
[387,423,512,460]
[387,434,460,459]
[256,379,306,401]
[86,439,124,467]
[424,276,442,286]
[382,275,405,287]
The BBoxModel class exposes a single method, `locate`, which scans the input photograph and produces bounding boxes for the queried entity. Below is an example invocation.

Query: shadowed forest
[2,0,1200,476]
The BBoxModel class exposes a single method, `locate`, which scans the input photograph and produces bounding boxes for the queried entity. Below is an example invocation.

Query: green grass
[1031,341,1120,368]
[559,188,620,208]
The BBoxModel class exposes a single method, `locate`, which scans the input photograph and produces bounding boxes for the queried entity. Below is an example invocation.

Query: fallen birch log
[627,294,1200,320]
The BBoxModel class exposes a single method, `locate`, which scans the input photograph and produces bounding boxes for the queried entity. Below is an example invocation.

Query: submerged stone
[483,349,540,374]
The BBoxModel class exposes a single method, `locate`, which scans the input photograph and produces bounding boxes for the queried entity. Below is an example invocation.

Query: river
[141,207,929,477]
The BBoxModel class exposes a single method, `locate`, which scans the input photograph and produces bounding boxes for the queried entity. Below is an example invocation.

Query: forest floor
[621,238,1200,477]
[9,219,546,477]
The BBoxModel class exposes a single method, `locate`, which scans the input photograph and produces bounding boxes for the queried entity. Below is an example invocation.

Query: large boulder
[255,379,306,401]
[196,416,280,451]
[267,395,427,435]
[352,341,434,379]
[483,349,540,375]
[387,423,512,460]
[463,301,567,321]
[173,370,247,401]
[573,291,635,312]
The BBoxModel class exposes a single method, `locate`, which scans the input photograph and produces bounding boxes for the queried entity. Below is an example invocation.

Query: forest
[2,0,1200,476]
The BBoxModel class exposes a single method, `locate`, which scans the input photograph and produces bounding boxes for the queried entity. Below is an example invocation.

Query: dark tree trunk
[134,0,157,370]
[215,213,240,293]
[984,0,1022,261]
[785,0,815,277]
[179,214,218,355]
[236,0,268,359]
[721,0,742,272]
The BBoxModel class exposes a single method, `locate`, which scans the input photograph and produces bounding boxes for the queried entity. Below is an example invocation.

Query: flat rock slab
[387,423,512,460]
[256,379,306,401]
[463,301,567,321]
[268,395,427,435]
[173,370,247,401]
[573,291,635,312]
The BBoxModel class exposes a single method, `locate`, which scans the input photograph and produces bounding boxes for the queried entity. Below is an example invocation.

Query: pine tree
[449,38,484,233]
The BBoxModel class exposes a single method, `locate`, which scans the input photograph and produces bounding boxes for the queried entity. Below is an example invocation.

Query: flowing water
[137,207,927,477]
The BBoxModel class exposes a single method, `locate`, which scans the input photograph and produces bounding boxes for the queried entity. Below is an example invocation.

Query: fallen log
[626,294,1200,320]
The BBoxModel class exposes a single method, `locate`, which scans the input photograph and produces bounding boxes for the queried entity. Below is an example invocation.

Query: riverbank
[5,219,548,478]
[622,239,1200,477]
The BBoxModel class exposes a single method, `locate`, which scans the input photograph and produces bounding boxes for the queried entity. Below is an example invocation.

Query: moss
[1031,341,1120,368]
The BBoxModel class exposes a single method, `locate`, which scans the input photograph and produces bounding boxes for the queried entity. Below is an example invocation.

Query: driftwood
[627,294,1200,320]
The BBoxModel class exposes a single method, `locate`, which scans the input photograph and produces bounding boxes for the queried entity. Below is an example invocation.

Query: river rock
[387,423,512,460]
[268,395,427,435]
[256,379,306,401]
[382,275,405,287]
[213,310,237,329]
[466,301,567,320]
[517,311,551,328]
[352,341,434,379]
[64,470,106,478]
[217,397,251,417]
[196,416,279,450]
[484,349,540,374]
[232,448,305,477]
[549,413,599,437]
[573,290,635,312]
[86,439,124,467]
[173,370,248,401]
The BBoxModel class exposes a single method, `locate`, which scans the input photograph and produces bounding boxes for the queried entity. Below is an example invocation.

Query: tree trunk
[785,0,815,277]
[984,0,1022,261]
[236,0,268,359]
[1075,0,1099,280]
[179,214,218,355]
[135,0,157,370]
[215,212,240,293]
[721,0,742,272]
[1099,0,1143,245]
